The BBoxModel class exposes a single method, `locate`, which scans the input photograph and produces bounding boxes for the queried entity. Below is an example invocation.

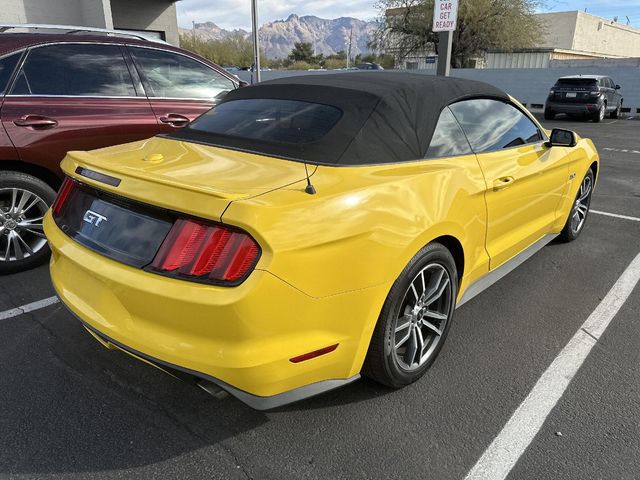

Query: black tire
[363,242,458,388]
[0,171,56,274]
[544,109,555,120]
[592,103,605,123]
[559,169,594,243]
[610,102,621,119]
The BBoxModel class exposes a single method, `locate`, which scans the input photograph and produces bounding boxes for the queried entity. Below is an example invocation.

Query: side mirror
[615,84,621,90]
[238,80,250,88]
[546,128,577,148]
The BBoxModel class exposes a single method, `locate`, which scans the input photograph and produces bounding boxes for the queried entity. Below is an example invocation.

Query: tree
[289,42,314,63]
[374,0,544,68]
[179,32,269,68]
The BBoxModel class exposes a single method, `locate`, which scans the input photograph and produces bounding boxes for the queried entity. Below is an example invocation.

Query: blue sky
[176,0,640,31]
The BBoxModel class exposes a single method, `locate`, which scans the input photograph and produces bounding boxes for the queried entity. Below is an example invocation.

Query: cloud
[176,0,380,30]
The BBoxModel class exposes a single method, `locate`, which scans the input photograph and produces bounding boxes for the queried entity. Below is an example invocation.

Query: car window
[425,107,473,158]
[130,47,235,99]
[10,44,136,96]
[0,52,21,95]
[188,99,342,144]
[449,99,542,153]
[555,78,597,88]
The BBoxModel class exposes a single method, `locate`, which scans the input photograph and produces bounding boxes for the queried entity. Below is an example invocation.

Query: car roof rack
[0,24,168,44]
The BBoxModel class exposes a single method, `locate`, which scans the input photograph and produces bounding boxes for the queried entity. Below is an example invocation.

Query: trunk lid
[61,136,311,222]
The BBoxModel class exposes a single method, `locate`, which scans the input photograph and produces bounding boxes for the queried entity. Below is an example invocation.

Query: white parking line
[591,210,640,222]
[0,296,59,321]
[601,147,640,154]
[464,252,640,480]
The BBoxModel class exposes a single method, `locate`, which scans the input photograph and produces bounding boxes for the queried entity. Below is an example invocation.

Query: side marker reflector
[290,344,339,363]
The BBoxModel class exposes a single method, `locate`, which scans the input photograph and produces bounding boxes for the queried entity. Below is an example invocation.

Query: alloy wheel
[570,174,592,234]
[0,188,49,262]
[393,263,452,371]
[598,105,605,121]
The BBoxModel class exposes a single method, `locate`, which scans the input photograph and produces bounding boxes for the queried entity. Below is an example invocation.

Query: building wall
[81,0,113,29]
[537,11,640,57]
[0,0,112,28]
[537,11,579,50]
[486,51,552,69]
[572,11,640,57]
[236,68,640,113]
[550,57,640,68]
[485,49,617,69]
[0,0,179,45]
[110,0,179,45]
[401,54,437,70]
[549,50,602,60]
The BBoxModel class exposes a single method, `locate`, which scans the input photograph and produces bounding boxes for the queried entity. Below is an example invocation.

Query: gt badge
[83,210,108,227]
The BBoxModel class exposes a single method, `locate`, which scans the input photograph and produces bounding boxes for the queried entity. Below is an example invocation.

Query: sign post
[251,0,261,83]
[432,0,458,76]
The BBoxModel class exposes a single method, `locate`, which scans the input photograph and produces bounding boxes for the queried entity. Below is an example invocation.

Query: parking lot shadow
[0,304,271,475]
[0,303,394,476]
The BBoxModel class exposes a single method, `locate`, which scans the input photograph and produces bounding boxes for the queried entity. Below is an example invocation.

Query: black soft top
[171,72,510,166]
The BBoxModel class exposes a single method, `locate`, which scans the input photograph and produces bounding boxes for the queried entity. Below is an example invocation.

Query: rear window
[188,99,343,145]
[555,78,597,87]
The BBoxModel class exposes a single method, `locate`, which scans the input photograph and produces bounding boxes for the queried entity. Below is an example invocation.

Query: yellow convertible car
[44,73,599,409]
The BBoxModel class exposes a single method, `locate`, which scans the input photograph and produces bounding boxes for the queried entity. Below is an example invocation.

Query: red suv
[0,28,241,273]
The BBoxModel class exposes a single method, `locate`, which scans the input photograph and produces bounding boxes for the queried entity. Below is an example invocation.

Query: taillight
[52,177,76,215]
[149,219,260,285]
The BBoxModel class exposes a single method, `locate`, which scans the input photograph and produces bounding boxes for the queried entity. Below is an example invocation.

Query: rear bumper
[69,310,360,410]
[45,212,386,408]
[545,101,603,115]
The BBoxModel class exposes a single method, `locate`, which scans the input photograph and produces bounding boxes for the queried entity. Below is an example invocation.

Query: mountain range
[179,14,378,59]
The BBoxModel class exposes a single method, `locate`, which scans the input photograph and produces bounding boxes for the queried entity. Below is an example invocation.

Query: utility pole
[251,0,261,83]
[313,31,316,57]
[192,20,196,44]
[346,27,353,68]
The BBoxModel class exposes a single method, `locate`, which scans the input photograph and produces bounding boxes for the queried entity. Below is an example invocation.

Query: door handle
[159,113,190,127]
[493,176,515,191]
[13,115,58,129]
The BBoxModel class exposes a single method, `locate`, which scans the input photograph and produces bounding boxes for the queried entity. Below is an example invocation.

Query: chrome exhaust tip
[197,380,229,400]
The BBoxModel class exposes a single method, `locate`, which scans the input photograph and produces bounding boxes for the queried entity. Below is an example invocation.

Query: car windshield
[188,99,343,145]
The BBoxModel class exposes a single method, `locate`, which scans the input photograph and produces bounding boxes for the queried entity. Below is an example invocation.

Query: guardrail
[237,67,640,115]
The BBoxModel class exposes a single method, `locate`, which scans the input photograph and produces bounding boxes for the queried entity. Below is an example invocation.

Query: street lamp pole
[251,0,261,83]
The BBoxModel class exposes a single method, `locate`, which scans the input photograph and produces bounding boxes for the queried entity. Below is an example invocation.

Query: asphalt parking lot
[1,114,639,480]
